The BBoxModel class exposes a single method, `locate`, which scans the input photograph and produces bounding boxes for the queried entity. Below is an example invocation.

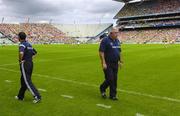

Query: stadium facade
[53,24,113,42]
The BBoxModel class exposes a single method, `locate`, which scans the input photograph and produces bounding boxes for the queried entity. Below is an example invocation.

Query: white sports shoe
[14,96,23,101]
[33,97,41,104]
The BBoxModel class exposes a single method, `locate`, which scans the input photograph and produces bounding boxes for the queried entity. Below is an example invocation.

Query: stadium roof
[113,0,133,3]
[114,0,150,3]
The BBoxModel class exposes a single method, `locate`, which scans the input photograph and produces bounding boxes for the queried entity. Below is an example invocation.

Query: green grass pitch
[0,44,180,116]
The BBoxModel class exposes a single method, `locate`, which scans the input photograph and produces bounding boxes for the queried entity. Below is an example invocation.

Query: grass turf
[0,44,180,116]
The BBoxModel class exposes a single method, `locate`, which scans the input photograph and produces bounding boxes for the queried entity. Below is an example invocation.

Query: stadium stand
[114,0,180,18]
[0,23,76,44]
[0,23,112,44]
[114,0,180,43]
[119,28,180,44]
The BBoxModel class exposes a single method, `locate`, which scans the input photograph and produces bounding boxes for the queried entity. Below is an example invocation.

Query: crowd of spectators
[0,23,76,44]
[118,28,180,43]
[116,0,180,18]
[119,20,180,28]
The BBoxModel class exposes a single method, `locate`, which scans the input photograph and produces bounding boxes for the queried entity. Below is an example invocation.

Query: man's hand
[99,52,107,70]
[118,61,123,69]
[32,55,36,59]
[102,62,107,70]
[19,52,24,64]
[19,60,25,64]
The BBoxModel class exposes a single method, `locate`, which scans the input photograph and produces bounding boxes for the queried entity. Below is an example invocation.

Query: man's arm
[32,48,37,59]
[118,51,123,69]
[19,44,25,63]
[99,38,107,70]
[19,52,24,63]
[99,52,107,69]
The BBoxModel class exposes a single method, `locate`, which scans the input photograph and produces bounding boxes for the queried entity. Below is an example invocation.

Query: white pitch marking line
[61,95,74,99]
[4,80,12,83]
[96,104,111,109]
[36,73,180,103]
[118,89,180,103]
[136,113,144,116]
[1,67,180,103]
[38,88,47,92]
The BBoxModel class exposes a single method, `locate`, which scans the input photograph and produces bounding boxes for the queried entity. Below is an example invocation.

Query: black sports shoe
[109,96,118,101]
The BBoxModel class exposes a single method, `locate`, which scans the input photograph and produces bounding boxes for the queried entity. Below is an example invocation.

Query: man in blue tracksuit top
[15,32,41,103]
[99,28,123,100]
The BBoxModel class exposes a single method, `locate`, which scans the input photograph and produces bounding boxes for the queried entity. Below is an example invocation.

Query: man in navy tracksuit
[99,28,123,100]
[15,32,41,103]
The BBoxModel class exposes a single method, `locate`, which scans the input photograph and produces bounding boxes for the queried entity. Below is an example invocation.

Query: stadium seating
[115,0,180,18]
[0,23,112,44]
[115,0,180,43]
[0,23,76,44]
[118,28,180,43]
[119,20,180,28]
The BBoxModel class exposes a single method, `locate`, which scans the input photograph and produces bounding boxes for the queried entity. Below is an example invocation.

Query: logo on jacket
[110,42,113,46]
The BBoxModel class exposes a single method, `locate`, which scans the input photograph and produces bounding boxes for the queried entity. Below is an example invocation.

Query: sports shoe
[101,92,107,99]
[109,96,118,101]
[33,96,41,104]
[100,86,107,99]
[15,96,23,101]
